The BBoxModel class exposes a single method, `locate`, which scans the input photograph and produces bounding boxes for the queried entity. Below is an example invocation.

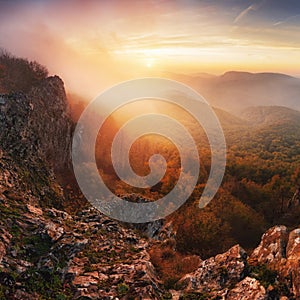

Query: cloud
[234,0,266,24]
[1,0,300,85]
[273,14,300,26]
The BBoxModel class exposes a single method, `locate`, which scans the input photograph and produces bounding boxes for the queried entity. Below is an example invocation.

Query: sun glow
[1,0,299,98]
[145,58,155,68]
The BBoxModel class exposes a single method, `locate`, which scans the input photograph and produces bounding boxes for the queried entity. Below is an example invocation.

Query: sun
[146,61,153,68]
[145,58,155,68]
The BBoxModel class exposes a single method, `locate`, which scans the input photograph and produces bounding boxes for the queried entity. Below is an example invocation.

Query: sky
[0,0,300,98]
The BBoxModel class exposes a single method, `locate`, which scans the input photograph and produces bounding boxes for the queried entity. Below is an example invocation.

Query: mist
[0,0,162,100]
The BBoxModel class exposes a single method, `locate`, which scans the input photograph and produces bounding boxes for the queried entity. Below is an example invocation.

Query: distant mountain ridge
[166,71,300,114]
[220,71,296,81]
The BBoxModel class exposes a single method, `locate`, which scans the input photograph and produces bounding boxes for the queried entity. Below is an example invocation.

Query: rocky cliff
[1,71,300,299]
[0,76,72,173]
[0,74,163,299]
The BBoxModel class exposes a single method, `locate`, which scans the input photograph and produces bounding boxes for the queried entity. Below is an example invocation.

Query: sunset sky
[0,0,300,97]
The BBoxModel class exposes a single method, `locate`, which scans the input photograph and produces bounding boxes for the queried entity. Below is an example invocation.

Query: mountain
[230,106,300,163]
[0,64,163,298]
[241,105,300,126]
[1,53,300,299]
[167,71,300,114]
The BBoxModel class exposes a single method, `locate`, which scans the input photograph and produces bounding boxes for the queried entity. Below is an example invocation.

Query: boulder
[250,225,300,298]
[226,277,266,300]
[249,225,288,267]
[182,245,247,293]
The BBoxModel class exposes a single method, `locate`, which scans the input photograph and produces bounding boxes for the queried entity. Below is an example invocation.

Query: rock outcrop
[250,225,300,299]
[0,75,73,211]
[180,245,247,295]
[175,226,300,299]
[249,225,288,267]
[0,76,72,173]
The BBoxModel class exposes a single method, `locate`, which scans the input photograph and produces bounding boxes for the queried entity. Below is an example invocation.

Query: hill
[167,71,300,114]
[241,105,300,126]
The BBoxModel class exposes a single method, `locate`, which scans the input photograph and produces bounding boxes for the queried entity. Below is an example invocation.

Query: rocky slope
[1,71,300,299]
[0,75,164,299]
[0,203,162,299]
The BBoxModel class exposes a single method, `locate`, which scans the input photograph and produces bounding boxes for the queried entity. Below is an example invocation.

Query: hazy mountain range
[167,71,300,114]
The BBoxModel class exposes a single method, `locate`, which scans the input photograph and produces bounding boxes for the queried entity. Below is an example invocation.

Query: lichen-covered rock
[66,208,163,299]
[0,76,73,211]
[0,76,72,173]
[0,202,164,299]
[226,277,267,300]
[44,221,64,241]
[250,225,300,298]
[249,225,288,267]
[181,244,247,294]
[283,228,300,298]
[286,228,300,259]
[26,204,43,216]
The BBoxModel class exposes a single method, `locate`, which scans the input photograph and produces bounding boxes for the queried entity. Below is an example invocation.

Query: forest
[1,49,300,294]
[2,49,298,259]
[69,95,300,258]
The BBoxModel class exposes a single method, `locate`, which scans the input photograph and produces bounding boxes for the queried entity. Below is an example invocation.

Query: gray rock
[226,277,267,300]
[250,225,300,298]
[181,244,247,294]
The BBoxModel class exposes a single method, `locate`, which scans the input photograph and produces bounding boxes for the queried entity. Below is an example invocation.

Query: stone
[286,228,300,259]
[284,229,300,298]
[226,277,266,300]
[0,228,12,244]
[249,225,288,267]
[250,225,300,298]
[183,245,247,293]
[15,259,33,273]
[73,274,99,287]
[26,204,43,216]
[44,221,64,241]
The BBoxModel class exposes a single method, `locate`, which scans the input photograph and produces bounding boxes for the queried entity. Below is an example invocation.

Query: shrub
[117,282,129,296]
[0,48,48,93]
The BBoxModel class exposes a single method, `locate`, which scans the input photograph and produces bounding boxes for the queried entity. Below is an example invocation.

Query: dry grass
[149,240,201,289]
